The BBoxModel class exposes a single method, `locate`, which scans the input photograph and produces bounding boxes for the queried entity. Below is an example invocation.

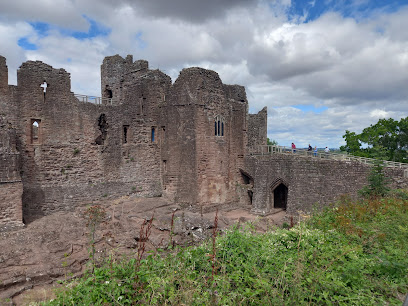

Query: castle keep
[1,55,407,226]
[0,54,267,225]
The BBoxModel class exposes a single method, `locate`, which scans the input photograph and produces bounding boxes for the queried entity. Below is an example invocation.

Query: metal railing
[74,94,114,105]
[250,145,408,173]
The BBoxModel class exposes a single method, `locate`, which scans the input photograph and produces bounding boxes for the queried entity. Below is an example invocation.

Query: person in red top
[291,142,296,153]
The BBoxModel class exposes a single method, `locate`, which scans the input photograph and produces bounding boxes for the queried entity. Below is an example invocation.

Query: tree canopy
[267,138,278,146]
[340,117,408,163]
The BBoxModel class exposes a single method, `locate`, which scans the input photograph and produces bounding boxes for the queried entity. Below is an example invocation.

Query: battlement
[0,56,8,93]
[17,60,71,96]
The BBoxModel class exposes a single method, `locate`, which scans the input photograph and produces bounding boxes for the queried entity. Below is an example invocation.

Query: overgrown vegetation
[46,192,408,305]
[359,160,390,198]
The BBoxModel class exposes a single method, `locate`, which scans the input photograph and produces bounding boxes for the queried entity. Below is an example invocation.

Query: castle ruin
[1,54,407,227]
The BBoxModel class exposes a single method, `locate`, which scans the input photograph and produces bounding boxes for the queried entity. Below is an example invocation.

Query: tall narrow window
[151,127,155,142]
[214,115,225,137]
[123,125,129,144]
[31,119,41,144]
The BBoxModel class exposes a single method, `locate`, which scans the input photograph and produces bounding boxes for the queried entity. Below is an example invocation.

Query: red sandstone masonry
[1,54,406,226]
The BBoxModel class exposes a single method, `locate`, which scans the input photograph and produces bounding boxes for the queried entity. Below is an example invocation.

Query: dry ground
[0,195,286,305]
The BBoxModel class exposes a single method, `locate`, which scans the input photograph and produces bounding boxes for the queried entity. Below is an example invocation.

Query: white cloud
[0,0,407,148]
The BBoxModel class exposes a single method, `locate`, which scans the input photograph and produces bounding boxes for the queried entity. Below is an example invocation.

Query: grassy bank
[48,191,408,305]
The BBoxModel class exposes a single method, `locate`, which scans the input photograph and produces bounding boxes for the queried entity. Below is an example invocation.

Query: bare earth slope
[0,196,285,305]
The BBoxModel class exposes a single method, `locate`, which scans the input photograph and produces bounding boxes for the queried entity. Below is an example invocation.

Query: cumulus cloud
[97,0,259,23]
[0,0,407,148]
[0,0,88,30]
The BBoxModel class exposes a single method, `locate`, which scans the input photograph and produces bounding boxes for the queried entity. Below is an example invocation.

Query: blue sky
[288,0,408,22]
[1,0,408,148]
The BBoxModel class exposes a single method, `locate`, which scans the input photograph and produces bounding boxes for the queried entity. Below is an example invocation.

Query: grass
[45,191,408,305]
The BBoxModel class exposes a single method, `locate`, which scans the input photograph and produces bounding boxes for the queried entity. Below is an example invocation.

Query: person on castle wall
[324,146,330,157]
[291,142,296,153]
[308,144,312,154]
[314,146,318,157]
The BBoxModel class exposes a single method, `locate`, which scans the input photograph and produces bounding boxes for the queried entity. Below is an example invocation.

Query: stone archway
[269,179,288,210]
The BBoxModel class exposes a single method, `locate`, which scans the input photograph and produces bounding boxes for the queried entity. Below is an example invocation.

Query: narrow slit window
[161,126,166,142]
[221,122,224,136]
[214,121,217,135]
[151,127,155,142]
[123,125,129,144]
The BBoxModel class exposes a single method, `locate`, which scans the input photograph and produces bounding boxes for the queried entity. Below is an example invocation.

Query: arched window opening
[214,115,225,137]
[31,119,41,144]
[151,127,156,142]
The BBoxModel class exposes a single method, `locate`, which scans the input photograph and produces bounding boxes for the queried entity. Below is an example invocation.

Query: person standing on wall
[292,142,296,153]
[314,146,318,157]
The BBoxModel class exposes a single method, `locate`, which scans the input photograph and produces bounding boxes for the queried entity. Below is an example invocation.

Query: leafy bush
[47,193,408,305]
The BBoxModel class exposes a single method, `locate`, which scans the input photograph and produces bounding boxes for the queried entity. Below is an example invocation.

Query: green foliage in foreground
[48,193,408,305]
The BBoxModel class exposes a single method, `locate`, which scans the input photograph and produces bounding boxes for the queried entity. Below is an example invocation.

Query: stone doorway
[269,179,288,210]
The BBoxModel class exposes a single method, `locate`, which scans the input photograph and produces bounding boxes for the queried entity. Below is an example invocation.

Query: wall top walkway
[249,145,408,177]
[74,94,113,105]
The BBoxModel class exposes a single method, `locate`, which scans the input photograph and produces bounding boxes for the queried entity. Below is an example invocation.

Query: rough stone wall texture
[248,107,267,149]
[9,58,170,218]
[0,115,23,225]
[0,56,8,94]
[244,154,370,214]
[160,68,248,207]
[1,54,407,226]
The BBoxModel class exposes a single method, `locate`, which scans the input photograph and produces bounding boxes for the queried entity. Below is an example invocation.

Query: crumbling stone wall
[160,68,248,206]
[4,53,407,226]
[7,58,170,219]
[244,154,369,214]
[243,154,408,215]
[0,116,23,226]
[248,106,267,149]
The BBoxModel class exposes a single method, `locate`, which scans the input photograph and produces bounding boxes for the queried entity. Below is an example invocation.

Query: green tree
[359,159,390,198]
[267,138,278,146]
[340,117,408,163]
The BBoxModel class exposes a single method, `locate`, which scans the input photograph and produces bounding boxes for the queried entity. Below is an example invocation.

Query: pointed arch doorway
[269,179,288,210]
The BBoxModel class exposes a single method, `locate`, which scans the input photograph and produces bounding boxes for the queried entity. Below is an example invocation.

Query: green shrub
[48,194,408,305]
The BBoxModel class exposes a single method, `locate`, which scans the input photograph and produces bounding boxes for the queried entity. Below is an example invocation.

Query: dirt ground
[0,195,286,305]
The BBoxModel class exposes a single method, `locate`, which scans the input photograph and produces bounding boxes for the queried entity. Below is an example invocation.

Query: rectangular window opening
[151,127,156,142]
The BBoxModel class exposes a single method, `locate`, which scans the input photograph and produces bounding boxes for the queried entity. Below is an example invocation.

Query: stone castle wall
[2,54,406,226]
[248,107,267,148]
[0,116,23,226]
[0,55,254,222]
[243,154,408,215]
